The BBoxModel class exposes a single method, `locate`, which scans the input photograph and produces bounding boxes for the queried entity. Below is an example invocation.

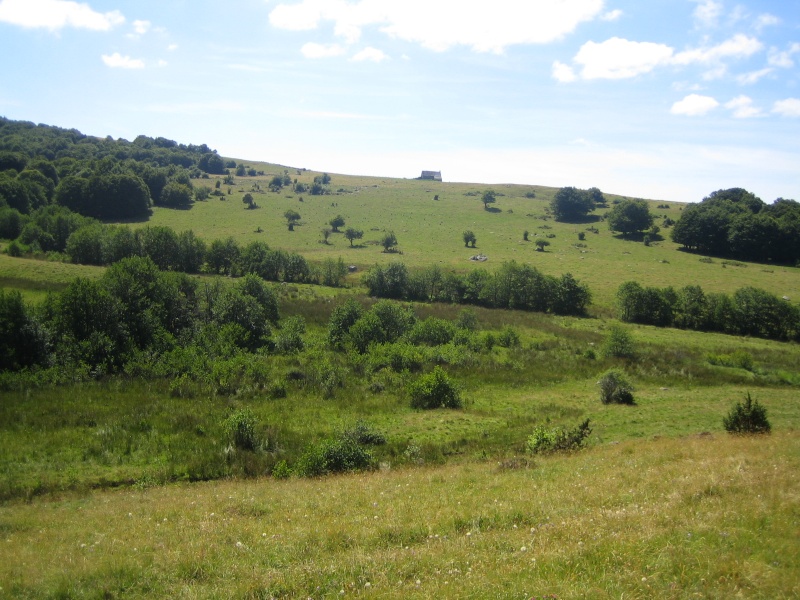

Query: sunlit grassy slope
[1,432,797,598]
[122,160,800,311]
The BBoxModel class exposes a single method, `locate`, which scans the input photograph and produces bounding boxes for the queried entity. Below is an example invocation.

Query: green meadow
[2,163,800,598]
[128,161,800,310]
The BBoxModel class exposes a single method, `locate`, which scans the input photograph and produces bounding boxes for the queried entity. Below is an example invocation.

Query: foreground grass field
[1,432,797,598]
[2,162,800,598]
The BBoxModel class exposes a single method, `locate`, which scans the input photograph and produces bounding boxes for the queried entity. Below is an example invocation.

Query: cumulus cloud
[768,43,800,68]
[672,34,763,65]
[754,13,779,32]
[555,34,764,82]
[351,46,388,62]
[671,94,719,116]
[736,68,772,85]
[300,42,346,58]
[552,61,577,83]
[101,52,144,69]
[0,0,124,31]
[600,9,622,21]
[724,95,762,118]
[132,19,150,35]
[692,0,723,28]
[773,98,800,117]
[269,0,605,54]
[571,37,674,80]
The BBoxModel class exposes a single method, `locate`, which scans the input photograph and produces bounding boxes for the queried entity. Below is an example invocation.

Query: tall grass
[1,432,797,598]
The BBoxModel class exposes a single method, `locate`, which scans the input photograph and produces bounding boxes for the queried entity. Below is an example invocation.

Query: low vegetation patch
[723,392,771,434]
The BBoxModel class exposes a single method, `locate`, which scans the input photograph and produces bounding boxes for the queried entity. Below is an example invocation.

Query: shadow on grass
[484,206,502,213]
[555,214,602,225]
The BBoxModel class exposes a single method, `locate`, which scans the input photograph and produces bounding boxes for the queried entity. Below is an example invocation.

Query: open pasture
[123,161,800,311]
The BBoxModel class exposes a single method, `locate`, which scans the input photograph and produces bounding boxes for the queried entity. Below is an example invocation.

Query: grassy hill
[2,158,800,597]
[122,160,800,311]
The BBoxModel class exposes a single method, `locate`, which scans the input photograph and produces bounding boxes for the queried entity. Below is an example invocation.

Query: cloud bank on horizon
[0,0,798,202]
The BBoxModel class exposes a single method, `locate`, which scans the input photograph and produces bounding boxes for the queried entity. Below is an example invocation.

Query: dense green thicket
[0,117,229,221]
[362,261,591,316]
[616,280,800,341]
[671,188,800,264]
[0,256,281,376]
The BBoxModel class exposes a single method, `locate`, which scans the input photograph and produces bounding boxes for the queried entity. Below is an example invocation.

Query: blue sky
[0,0,798,202]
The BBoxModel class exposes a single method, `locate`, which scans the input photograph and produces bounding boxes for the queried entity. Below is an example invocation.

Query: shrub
[497,325,520,348]
[275,315,306,354]
[707,349,754,371]
[341,419,386,445]
[295,436,373,477]
[272,460,292,479]
[527,419,592,454]
[597,368,635,405]
[602,325,635,358]
[723,392,771,434]
[406,317,456,346]
[409,366,462,409]
[223,408,260,451]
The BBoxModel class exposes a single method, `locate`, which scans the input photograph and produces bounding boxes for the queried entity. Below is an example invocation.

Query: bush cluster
[526,419,592,454]
[597,368,635,405]
[363,261,591,316]
[408,366,462,409]
[617,281,800,342]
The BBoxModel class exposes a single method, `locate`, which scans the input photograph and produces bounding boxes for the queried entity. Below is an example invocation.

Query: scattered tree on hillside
[269,175,283,192]
[550,187,595,222]
[321,227,332,244]
[284,209,301,231]
[159,181,193,208]
[345,227,364,247]
[242,193,255,209]
[329,214,345,232]
[587,187,606,206]
[481,190,496,210]
[535,239,550,251]
[607,199,654,237]
[463,230,477,247]
[381,231,398,253]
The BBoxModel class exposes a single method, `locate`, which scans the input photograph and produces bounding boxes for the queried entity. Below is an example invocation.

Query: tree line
[362,261,592,316]
[0,256,282,374]
[0,117,231,220]
[671,188,800,264]
[617,280,800,342]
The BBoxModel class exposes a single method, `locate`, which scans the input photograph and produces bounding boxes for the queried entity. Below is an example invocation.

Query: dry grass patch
[1,432,798,598]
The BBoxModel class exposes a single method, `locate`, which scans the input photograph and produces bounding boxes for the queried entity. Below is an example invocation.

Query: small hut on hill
[419,170,442,181]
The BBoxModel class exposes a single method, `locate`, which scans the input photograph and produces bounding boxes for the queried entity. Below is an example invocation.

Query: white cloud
[351,46,388,62]
[157,59,167,68]
[736,68,772,85]
[552,60,577,83]
[768,43,800,68]
[556,34,763,82]
[692,0,723,28]
[724,95,762,118]
[167,43,178,51]
[101,52,145,69]
[600,9,622,22]
[132,19,150,34]
[670,94,719,116]
[672,34,763,65]
[0,0,124,31]
[754,13,779,32]
[300,42,346,58]
[571,37,674,80]
[773,98,800,117]
[269,0,605,53]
